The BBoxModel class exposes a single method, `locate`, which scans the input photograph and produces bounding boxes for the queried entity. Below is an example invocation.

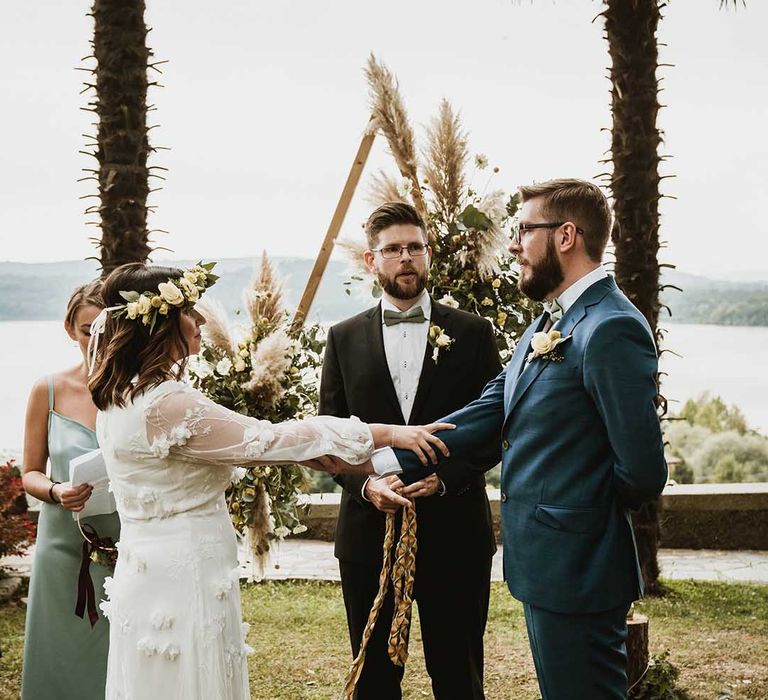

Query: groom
[320,201,502,699]
[338,179,668,700]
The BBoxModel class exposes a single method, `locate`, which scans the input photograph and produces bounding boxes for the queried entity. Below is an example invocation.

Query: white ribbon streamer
[87,305,124,376]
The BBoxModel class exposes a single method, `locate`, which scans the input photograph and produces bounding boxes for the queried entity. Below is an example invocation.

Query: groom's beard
[378,265,428,301]
[518,235,564,302]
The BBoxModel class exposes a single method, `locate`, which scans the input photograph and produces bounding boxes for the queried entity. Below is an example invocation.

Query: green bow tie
[543,298,564,323]
[383,306,427,326]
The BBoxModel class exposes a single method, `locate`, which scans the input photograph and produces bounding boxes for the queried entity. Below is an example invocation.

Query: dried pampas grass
[246,253,284,333]
[242,330,294,409]
[365,54,428,222]
[423,100,468,222]
[196,297,234,354]
[367,169,407,207]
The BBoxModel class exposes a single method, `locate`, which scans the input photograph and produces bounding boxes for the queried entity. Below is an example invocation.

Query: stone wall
[298,483,768,551]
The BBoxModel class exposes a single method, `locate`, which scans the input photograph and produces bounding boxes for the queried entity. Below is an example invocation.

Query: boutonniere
[428,323,453,363]
[527,330,571,363]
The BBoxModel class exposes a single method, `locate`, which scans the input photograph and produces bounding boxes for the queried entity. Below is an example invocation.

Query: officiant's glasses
[372,242,429,259]
[512,222,584,246]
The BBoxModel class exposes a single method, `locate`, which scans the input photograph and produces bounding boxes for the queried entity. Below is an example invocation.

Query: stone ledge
[299,483,768,550]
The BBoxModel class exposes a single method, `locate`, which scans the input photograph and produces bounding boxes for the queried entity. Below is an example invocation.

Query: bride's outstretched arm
[144,385,373,467]
[143,385,453,471]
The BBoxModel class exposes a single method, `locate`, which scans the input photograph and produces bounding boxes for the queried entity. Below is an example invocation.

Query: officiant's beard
[519,236,564,302]
[378,265,428,301]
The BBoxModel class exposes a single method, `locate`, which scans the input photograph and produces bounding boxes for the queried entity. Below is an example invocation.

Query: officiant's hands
[365,475,412,513]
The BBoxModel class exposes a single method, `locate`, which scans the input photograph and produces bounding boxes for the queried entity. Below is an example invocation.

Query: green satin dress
[21,378,121,700]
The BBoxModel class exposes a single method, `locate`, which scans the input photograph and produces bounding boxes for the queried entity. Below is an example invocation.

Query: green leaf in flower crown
[506,192,520,218]
[119,291,141,302]
[458,204,492,231]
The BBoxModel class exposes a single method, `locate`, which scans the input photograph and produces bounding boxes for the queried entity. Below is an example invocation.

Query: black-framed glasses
[371,242,430,259]
[511,221,584,246]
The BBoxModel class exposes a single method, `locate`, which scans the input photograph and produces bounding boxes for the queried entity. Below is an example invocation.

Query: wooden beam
[291,121,376,331]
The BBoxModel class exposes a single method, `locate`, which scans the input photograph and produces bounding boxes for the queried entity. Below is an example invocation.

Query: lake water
[1,321,766,456]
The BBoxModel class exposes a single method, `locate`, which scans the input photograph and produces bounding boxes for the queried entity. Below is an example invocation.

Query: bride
[88,262,450,699]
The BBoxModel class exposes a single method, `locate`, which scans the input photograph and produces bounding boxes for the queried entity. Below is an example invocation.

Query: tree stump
[627,612,650,691]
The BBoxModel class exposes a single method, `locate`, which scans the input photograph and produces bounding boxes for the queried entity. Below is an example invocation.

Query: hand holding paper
[69,449,117,519]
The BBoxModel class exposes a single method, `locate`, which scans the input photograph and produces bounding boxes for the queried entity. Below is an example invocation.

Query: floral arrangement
[0,459,36,565]
[188,254,324,570]
[338,55,538,360]
[115,262,219,332]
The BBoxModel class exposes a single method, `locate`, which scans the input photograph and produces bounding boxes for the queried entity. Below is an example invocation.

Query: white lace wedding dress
[96,380,373,700]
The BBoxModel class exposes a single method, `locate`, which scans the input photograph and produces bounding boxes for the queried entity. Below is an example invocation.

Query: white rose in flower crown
[530,330,562,355]
[178,277,199,302]
[436,333,452,348]
[137,295,152,316]
[158,302,169,316]
[126,301,140,319]
[216,357,233,376]
[158,281,185,306]
[438,294,459,309]
[183,270,198,284]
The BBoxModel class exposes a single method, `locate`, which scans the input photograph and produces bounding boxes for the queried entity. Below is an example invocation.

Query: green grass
[2,579,766,699]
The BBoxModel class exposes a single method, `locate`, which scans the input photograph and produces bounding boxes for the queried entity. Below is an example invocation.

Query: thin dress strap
[47,376,55,411]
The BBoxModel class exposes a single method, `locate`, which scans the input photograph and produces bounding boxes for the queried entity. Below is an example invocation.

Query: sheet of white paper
[69,449,117,519]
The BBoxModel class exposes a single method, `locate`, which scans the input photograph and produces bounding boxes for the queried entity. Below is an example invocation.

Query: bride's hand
[390,423,455,466]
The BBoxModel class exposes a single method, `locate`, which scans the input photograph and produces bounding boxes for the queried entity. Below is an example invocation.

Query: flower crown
[112,262,218,332]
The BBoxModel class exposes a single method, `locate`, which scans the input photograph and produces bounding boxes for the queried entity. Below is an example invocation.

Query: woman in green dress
[21,280,121,700]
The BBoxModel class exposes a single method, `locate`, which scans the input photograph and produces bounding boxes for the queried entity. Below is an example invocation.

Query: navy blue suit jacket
[394,276,668,614]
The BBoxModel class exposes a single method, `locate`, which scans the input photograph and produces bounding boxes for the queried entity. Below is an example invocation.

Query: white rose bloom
[530,331,557,355]
[239,348,250,358]
[216,357,233,376]
[292,524,308,535]
[136,295,152,315]
[478,189,507,229]
[436,333,452,348]
[234,358,246,373]
[273,526,291,539]
[190,358,213,379]
[126,301,140,320]
[178,277,199,302]
[158,281,185,306]
[438,294,459,309]
[183,271,198,283]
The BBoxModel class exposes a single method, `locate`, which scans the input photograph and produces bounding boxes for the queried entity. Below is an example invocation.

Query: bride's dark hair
[90,263,191,410]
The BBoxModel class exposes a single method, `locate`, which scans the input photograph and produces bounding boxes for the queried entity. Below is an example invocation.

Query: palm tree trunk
[91,0,153,273]
[603,0,665,595]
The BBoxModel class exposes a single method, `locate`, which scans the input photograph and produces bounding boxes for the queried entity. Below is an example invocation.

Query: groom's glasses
[372,243,430,259]
[511,222,584,246]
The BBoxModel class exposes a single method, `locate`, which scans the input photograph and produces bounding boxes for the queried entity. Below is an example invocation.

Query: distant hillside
[0,259,766,326]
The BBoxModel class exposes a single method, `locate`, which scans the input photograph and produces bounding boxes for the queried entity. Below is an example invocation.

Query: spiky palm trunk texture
[604,0,664,595]
[92,0,152,273]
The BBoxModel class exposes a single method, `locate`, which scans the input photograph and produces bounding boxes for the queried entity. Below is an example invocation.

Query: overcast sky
[1,1,766,279]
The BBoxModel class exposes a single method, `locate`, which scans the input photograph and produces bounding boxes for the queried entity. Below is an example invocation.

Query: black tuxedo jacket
[319,299,503,565]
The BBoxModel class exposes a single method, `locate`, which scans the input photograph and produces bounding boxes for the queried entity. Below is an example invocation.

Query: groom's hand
[301,455,375,476]
[364,475,412,513]
[398,473,443,499]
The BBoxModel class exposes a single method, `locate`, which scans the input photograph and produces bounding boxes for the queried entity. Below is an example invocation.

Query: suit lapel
[504,276,617,419]
[503,314,546,410]
[366,305,406,424]
[408,300,446,424]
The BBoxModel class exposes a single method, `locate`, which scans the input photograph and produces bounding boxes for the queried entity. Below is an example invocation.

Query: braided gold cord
[342,502,418,699]
[342,511,396,699]
[387,503,417,666]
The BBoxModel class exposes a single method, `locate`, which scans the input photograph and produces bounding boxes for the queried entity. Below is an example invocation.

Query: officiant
[320,202,502,699]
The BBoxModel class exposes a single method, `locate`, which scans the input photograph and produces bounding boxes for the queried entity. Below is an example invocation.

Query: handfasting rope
[342,502,418,699]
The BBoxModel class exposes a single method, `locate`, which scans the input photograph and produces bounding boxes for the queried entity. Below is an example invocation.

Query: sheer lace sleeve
[144,383,373,466]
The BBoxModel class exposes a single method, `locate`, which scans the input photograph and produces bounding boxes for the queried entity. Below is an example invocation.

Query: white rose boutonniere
[428,324,454,364]
[527,330,571,364]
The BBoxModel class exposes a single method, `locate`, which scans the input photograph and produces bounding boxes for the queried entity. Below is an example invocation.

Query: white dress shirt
[371,266,611,477]
[366,291,439,493]
[381,290,431,424]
